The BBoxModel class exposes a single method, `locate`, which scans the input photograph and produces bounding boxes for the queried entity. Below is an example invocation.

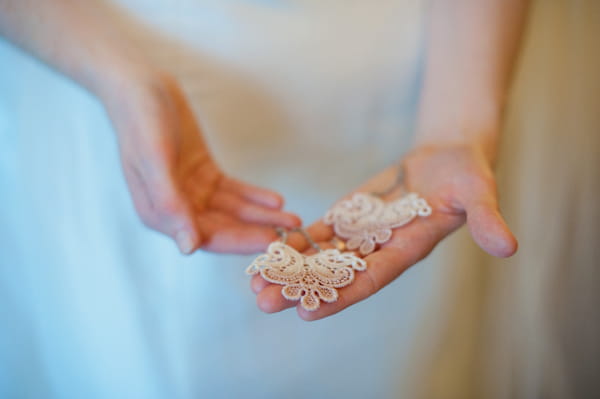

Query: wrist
[415,129,499,162]
[90,49,162,103]
[413,101,504,165]
[412,125,501,167]
[93,52,177,139]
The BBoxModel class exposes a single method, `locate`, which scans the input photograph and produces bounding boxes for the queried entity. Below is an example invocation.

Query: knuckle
[238,204,262,221]
[153,194,184,217]
[139,209,159,230]
[364,268,381,295]
[466,173,496,193]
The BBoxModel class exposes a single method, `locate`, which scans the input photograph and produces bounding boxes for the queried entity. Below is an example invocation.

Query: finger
[201,226,278,254]
[252,241,339,312]
[253,228,337,314]
[295,249,425,321]
[297,213,461,321]
[252,221,334,313]
[256,202,435,315]
[256,284,298,313]
[284,220,335,252]
[253,217,395,316]
[208,191,301,228]
[198,213,279,254]
[250,274,270,294]
[465,201,518,258]
[125,163,201,255]
[220,177,285,209]
[458,181,518,258]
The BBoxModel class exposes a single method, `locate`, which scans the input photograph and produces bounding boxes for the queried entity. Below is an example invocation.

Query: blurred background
[0,0,598,398]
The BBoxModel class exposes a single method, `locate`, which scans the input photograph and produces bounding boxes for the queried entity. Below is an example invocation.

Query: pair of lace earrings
[246,166,432,311]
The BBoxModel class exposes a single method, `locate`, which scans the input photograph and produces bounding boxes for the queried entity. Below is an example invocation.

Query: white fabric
[413,1,600,398]
[2,1,598,398]
[0,1,434,398]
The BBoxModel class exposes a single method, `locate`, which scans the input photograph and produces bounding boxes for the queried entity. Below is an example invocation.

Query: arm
[0,0,138,99]
[0,0,301,254]
[252,0,530,320]
[415,0,530,158]
[403,0,529,258]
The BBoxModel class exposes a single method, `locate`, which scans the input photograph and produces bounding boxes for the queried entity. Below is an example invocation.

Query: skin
[105,70,301,254]
[252,0,530,320]
[252,144,518,320]
[0,0,529,319]
[0,0,302,254]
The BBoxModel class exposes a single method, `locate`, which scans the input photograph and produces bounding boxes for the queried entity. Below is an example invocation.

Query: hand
[102,68,301,254]
[251,142,517,320]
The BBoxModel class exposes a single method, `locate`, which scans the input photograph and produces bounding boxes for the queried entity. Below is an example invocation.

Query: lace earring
[324,165,432,255]
[246,228,367,312]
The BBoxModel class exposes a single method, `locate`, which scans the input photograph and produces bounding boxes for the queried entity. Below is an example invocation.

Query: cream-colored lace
[246,240,367,311]
[324,192,432,255]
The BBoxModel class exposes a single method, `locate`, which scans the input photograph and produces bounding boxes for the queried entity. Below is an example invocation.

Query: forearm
[415,0,530,158]
[0,0,147,100]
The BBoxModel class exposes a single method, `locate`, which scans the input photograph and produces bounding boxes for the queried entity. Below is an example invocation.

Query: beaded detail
[324,192,432,255]
[246,241,367,311]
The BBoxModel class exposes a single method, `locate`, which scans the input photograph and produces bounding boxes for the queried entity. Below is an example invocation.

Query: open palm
[107,72,300,254]
[251,143,517,320]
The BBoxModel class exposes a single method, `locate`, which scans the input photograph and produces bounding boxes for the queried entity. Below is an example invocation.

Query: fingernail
[176,231,195,255]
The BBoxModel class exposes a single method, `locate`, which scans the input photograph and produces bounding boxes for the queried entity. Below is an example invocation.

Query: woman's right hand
[101,66,301,255]
[1,1,299,255]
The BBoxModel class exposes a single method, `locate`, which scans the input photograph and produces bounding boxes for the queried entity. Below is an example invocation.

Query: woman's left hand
[250,141,518,320]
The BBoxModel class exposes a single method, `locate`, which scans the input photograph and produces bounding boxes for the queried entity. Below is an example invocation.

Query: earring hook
[275,227,288,244]
[280,227,322,252]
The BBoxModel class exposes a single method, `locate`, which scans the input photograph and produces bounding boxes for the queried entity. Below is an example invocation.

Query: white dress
[1,1,598,398]
[0,1,434,398]
[411,1,600,398]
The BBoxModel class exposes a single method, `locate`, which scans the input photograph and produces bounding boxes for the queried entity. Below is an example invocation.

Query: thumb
[174,227,202,255]
[157,191,202,255]
[460,183,518,258]
[155,187,202,255]
[140,163,202,255]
